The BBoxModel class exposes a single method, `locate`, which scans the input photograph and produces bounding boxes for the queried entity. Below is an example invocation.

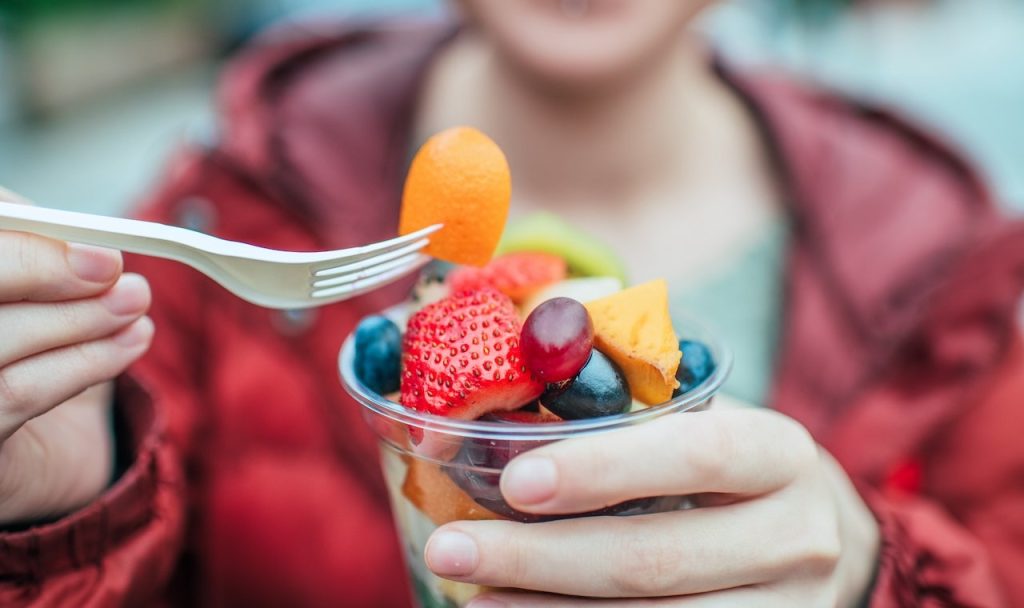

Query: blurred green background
[0,0,1022,215]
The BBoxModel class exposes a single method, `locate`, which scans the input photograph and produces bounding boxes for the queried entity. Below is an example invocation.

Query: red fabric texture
[0,19,1022,607]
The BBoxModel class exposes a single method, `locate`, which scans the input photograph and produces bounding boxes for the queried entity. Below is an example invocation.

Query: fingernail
[467,598,506,608]
[425,530,479,577]
[113,317,153,348]
[67,243,121,283]
[501,456,557,506]
[101,274,150,316]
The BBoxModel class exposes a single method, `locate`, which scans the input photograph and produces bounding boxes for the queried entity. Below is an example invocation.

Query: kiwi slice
[497,212,628,284]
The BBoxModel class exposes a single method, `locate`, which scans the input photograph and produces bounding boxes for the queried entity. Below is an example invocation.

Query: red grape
[520,297,593,382]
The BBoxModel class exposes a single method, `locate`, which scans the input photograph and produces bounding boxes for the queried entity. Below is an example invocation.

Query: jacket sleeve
[866,332,1024,608]
[0,149,218,607]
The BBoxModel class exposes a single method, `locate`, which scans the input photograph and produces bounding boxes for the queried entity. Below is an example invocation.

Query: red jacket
[1,20,1022,607]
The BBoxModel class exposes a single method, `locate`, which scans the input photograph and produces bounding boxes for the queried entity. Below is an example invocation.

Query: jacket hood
[216,18,456,250]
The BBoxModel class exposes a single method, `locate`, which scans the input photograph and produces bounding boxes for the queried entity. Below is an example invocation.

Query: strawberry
[401,288,544,419]
[447,252,567,303]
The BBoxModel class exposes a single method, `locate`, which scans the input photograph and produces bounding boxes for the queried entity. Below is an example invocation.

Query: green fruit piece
[497,212,628,284]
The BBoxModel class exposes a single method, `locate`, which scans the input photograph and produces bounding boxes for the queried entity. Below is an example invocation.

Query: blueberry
[672,340,715,397]
[540,350,631,420]
[353,315,402,395]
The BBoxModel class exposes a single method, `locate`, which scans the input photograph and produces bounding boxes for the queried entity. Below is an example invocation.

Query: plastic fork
[0,199,439,309]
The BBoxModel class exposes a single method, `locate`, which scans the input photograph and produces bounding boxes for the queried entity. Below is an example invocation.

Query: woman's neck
[415,31,747,208]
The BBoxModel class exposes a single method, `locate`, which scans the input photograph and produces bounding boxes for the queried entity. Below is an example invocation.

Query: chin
[457,0,715,90]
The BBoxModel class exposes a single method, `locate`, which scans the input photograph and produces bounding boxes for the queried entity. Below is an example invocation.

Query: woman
[0,1,1021,606]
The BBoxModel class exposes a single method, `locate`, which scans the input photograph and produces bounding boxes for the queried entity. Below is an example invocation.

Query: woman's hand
[425,407,880,607]
[0,227,153,524]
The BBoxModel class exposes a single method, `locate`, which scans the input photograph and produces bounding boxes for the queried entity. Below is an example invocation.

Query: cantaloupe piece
[584,279,681,404]
[402,459,505,525]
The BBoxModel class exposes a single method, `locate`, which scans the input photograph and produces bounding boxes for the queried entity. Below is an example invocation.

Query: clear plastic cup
[339,305,731,608]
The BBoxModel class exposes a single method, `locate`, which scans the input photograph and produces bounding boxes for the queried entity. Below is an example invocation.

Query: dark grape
[444,436,654,522]
[444,438,540,521]
[541,350,631,420]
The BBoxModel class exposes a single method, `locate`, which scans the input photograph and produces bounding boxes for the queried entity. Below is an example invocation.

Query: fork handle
[0,201,233,265]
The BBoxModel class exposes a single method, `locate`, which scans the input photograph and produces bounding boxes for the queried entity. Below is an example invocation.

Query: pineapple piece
[438,579,490,606]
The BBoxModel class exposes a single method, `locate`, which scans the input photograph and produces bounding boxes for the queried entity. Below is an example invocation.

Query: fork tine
[313,238,429,278]
[310,255,429,301]
[312,252,426,290]
[311,224,440,274]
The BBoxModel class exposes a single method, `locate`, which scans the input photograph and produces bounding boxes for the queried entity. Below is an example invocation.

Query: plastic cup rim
[339,305,733,441]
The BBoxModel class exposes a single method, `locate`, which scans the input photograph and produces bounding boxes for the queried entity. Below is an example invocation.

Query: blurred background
[0,0,1022,217]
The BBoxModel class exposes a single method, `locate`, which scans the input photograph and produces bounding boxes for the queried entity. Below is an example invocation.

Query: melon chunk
[521,277,624,317]
[402,460,505,525]
[584,279,681,404]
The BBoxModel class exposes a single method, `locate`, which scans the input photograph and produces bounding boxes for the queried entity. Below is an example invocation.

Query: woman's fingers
[426,491,839,597]
[0,273,150,366]
[500,409,818,514]
[0,232,122,302]
[0,316,154,440]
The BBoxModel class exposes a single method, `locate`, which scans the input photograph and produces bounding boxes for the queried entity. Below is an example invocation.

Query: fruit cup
[339,305,731,608]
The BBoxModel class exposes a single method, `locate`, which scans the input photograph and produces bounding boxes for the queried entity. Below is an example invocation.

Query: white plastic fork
[0,199,439,310]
